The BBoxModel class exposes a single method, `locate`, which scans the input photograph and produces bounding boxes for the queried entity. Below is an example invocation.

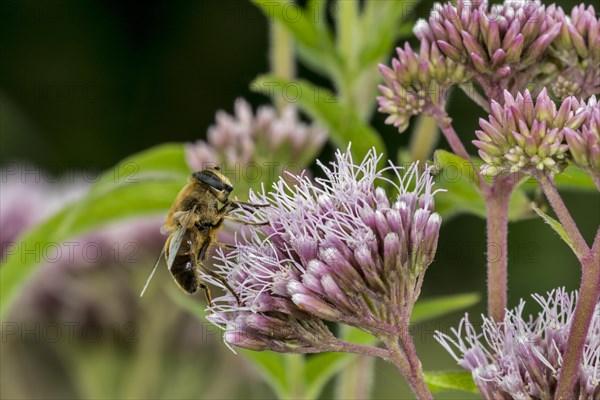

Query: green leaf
[88,142,189,197]
[433,150,532,221]
[251,75,386,162]
[550,166,597,191]
[304,326,377,400]
[411,293,480,323]
[358,1,419,71]
[252,0,341,80]
[434,150,481,186]
[424,371,479,393]
[513,166,597,192]
[0,144,188,321]
[531,203,577,255]
[240,350,289,399]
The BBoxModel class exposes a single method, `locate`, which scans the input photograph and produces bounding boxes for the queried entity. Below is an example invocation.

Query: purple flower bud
[437,40,464,62]
[187,98,326,183]
[378,40,469,133]
[292,293,341,320]
[224,331,270,351]
[565,96,600,174]
[416,0,565,99]
[548,4,600,98]
[474,89,573,176]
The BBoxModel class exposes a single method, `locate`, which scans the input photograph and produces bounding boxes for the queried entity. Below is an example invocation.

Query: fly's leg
[223,215,269,226]
[219,200,269,216]
[229,200,270,209]
[197,262,241,305]
[198,281,213,307]
[197,238,241,305]
[212,242,236,250]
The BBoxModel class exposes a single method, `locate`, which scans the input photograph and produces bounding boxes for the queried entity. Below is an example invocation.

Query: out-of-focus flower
[435,288,600,400]
[377,40,470,132]
[0,165,165,326]
[0,165,88,255]
[186,99,326,188]
[205,148,442,352]
[565,95,600,176]
[549,4,600,99]
[473,89,587,176]
[415,0,562,99]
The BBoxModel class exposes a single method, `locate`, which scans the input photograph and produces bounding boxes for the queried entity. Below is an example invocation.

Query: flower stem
[384,336,432,400]
[334,325,375,400]
[431,106,489,191]
[535,174,598,399]
[270,20,295,112]
[536,173,590,262]
[334,356,374,400]
[408,115,440,162]
[284,355,305,400]
[555,233,600,399]
[431,108,472,163]
[484,176,515,321]
[459,84,491,113]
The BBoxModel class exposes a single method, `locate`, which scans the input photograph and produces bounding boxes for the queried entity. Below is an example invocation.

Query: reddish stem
[484,175,516,321]
[536,173,590,262]
[554,232,600,399]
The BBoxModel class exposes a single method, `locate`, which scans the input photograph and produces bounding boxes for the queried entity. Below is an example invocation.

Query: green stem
[336,0,359,112]
[554,231,600,399]
[334,356,374,400]
[284,354,305,400]
[270,20,295,112]
[408,115,440,162]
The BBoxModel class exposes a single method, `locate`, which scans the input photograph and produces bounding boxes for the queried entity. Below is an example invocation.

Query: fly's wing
[166,205,196,270]
[140,246,165,297]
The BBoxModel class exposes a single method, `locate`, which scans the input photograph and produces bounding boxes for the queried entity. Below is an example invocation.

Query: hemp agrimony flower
[565,95,600,176]
[378,40,470,132]
[473,89,588,176]
[549,4,600,98]
[415,0,562,98]
[186,99,326,176]
[206,148,442,354]
[435,288,600,399]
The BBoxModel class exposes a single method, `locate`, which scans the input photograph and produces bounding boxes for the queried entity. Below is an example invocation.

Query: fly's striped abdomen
[168,230,200,294]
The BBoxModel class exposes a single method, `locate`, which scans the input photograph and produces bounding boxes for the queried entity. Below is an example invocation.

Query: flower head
[378,40,469,132]
[206,148,443,351]
[473,89,587,176]
[565,95,600,174]
[548,4,600,98]
[435,288,600,400]
[415,0,562,97]
[186,99,326,184]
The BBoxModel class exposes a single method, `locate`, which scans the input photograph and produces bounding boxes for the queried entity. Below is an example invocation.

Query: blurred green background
[1,0,598,399]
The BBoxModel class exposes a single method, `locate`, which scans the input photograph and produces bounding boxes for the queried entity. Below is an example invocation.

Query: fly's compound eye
[193,170,233,192]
